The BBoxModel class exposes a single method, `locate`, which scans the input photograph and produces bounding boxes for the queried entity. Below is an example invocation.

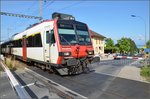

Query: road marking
[25,67,88,99]
[21,83,35,88]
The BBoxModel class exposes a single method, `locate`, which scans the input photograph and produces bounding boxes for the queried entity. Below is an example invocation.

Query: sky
[1,0,150,48]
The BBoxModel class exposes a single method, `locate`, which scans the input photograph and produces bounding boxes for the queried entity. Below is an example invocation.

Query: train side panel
[12,48,22,57]
[27,48,44,62]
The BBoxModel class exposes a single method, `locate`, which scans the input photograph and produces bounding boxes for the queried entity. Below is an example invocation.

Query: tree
[117,37,137,54]
[146,40,150,48]
[104,38,117,53]
[128,38,138,54]
[117,37,130,54]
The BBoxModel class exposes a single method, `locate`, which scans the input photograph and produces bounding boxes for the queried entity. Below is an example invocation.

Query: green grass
[140,65,150,82]
[140,65,150,77]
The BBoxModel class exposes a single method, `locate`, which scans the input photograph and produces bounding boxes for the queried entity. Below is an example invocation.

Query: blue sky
[1,0,149,47]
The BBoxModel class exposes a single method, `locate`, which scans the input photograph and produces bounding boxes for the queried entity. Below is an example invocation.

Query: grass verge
[5,57,16,71]
[140,65,150,82]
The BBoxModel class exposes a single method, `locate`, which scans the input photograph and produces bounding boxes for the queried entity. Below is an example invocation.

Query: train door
[22,35,27,61]
[49,29,58,63]
[44,27,51,62]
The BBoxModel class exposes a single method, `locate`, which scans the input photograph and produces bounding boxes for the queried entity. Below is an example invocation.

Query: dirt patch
[4,57,27,71]
[118,66,149,83]
[13,60,26,70]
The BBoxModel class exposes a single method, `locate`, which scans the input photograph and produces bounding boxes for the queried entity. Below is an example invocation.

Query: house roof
[89,30,106,38]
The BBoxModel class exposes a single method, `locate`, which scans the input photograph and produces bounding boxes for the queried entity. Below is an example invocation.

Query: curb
[114,56,144,60]
[0,61,30,99]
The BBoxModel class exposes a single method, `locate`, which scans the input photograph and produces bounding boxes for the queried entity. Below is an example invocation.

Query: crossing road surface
[26,59,150,99]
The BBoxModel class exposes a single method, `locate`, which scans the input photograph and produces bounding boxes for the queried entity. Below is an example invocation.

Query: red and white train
[1,12,100,75]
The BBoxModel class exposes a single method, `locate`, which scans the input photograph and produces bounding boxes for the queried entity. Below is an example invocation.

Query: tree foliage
[146,40,150,48]
[105,38,114,48]
[105,38,118,53]
[117,37,137,54]
[104,37,137,54]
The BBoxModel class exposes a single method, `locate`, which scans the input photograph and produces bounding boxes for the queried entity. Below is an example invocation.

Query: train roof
[11,19,54,40]
[0,39,12,45]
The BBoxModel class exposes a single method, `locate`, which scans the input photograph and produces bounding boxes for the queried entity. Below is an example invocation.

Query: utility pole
[40,0,42,21]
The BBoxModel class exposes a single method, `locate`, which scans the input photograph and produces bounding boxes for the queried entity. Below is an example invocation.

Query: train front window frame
[57,22,92,45]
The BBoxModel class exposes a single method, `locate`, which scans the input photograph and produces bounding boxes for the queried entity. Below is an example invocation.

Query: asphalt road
[1,59,149,99]
[26,59,150,99]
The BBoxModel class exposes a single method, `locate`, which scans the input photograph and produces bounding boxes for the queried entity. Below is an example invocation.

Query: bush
[5,58,16,71]
[140,66,150,77]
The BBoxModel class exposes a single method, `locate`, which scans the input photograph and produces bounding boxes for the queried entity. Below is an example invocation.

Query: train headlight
[59,52,71,57]
[64,52,70,56]
[87,51,94,55]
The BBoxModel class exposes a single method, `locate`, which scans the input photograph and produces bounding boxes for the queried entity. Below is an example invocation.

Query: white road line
[21,83,35,88]
[25,67,88,99]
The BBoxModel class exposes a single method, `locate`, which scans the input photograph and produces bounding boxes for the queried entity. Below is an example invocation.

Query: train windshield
[58,23,91,45]
[58,24,77,45]
[76,25,91,45]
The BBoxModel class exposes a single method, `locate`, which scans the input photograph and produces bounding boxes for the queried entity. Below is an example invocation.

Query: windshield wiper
[60,35,71,45]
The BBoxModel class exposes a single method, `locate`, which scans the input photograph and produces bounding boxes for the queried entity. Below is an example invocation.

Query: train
[0,12,100,75]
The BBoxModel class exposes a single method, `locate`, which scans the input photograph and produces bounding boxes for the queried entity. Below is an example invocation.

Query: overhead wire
[43,0,55,10]
[11,1,38,33]
[9,0,85,38]
[44,1,85,17]
[56,1,85,11]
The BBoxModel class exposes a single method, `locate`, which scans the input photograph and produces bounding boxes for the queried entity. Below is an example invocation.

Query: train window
[46,30,55,44]
[46,31,51,43]
[14,40,18,47]
[18,39,22,47]
[51,30,55,43]
[17,40,19,47]
[58,23,73,29]
[76,25,87,31]
[76,25,91,45]
[27,36,33,47]
[33,33,42,47]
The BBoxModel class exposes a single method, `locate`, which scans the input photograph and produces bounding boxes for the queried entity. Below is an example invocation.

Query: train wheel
[41,65,46,71]
[68,66,80,75]
[82,62,90,74]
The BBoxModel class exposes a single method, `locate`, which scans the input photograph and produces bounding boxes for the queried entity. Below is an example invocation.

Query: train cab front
[55,19,100,75]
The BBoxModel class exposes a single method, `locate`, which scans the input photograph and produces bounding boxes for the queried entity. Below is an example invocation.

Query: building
[89,30,106,55]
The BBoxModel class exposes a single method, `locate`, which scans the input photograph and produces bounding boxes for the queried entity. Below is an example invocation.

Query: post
[131,15,149,64]
[39,0,42,21]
